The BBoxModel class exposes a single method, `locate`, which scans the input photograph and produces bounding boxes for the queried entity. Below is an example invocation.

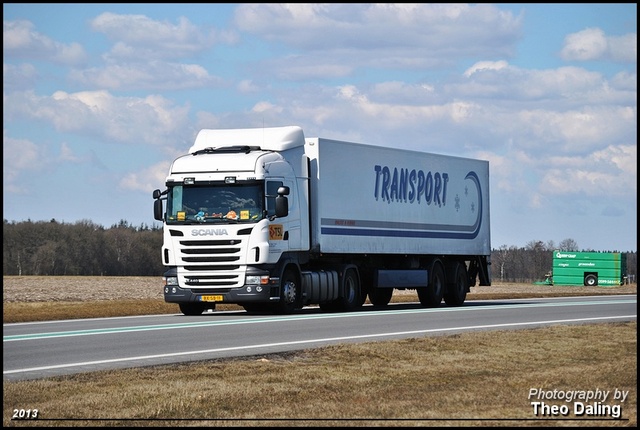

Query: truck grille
[176,238,247,288]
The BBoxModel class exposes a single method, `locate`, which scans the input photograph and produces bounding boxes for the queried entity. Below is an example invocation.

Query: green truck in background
[542,251,628,286]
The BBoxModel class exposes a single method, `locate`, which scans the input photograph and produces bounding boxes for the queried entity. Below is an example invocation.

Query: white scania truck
[153,126,491,315]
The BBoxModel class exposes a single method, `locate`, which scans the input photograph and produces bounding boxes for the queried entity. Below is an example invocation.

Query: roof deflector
[192,145,261,156]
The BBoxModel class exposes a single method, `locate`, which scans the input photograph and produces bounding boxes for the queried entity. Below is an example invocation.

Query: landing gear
[368,288,393,306]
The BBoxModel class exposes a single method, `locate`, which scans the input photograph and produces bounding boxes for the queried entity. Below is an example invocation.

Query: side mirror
[277,186,290,196]
[154,199,164,221]
[275,186,290,218]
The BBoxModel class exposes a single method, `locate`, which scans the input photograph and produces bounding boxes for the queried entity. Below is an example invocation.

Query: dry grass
[3,276,637,323]
[3,277,637,427]
[3,323,636,427]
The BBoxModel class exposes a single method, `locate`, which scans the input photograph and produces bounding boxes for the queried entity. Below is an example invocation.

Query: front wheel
[272,268,299,314]
[243,303,270,313]
[179,302,208,316]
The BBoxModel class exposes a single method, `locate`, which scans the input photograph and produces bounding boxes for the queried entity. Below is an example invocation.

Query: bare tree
[558,238,579,251]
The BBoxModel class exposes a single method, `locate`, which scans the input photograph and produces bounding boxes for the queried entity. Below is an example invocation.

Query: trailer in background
[550,251,627,286]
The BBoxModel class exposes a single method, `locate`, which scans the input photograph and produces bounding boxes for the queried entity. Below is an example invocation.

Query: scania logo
[191,228,229,236]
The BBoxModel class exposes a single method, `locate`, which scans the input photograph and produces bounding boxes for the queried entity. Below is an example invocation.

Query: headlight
[245,275,261,285]
[245,275,270,285]
[164,276,179,286]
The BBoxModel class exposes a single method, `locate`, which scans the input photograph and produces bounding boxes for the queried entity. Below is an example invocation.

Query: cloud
[119,161,171,193]
[68,62,226,91]
[3,90,192,147]
[3,132,45,192]
[463,60,509,77]
[3,20,87,66]
[560,27,637,63]
[69,13,235,91]
[2,132,91,194]
[90,13,236,61]
[3,63,38,91]
[58,142,83,163]
[234,4,522,80]
[235,4,521,50]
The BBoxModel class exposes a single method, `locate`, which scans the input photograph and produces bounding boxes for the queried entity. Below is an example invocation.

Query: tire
[444,262,468,306]
[584,274,598,287]
[272,268,299,314]
[320,268,362,312]
[179,302,208,316]
[242,303,270,313]
[418,260,445,307]
[339,268,362,311]
[368,288,393,306]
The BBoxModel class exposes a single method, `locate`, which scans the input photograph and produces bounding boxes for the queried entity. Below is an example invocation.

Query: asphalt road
[4,295,636,381]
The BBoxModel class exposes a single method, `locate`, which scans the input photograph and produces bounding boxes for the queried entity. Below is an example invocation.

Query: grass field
[3,276,637,323]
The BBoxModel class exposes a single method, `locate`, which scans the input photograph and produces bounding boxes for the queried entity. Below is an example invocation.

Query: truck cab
[153,128,310,315]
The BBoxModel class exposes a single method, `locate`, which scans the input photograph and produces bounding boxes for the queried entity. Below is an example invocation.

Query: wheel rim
[282,279,297,304]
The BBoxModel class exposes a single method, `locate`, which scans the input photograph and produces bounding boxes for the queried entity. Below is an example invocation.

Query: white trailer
[153,126,491,315]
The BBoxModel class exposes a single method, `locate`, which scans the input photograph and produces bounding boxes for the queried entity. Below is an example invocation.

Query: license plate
[200,295,224,302]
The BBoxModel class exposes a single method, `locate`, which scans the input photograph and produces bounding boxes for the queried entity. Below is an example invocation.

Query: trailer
[153,125,491,315]
[550,251,627,286]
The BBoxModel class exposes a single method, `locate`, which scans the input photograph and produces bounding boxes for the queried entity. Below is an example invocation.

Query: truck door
[266,179,302,251]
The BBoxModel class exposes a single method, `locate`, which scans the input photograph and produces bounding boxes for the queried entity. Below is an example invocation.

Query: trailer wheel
[368,288,393,306]
[444,262,467,306]
[418,260,445,307]
[272,267,299,314]
[584,274,598,287]
[179,302,208,316]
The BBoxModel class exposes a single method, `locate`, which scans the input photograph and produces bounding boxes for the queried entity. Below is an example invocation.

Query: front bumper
[164,281,280,305]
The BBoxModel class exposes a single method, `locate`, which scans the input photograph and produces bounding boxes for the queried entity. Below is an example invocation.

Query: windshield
[166,182,265,224]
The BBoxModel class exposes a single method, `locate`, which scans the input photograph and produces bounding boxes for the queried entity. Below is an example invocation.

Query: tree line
[3,219,162,276]
[3,219,637,283]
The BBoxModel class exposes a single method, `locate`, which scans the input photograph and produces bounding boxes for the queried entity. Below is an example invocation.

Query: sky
[3,3,637,252]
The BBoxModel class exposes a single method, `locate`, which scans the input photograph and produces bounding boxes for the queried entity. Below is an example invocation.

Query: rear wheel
[418,260,445,307]
[320,267,362,312]
[179,302,208,316]
[339,268,362,311]
[444,262,468,306]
